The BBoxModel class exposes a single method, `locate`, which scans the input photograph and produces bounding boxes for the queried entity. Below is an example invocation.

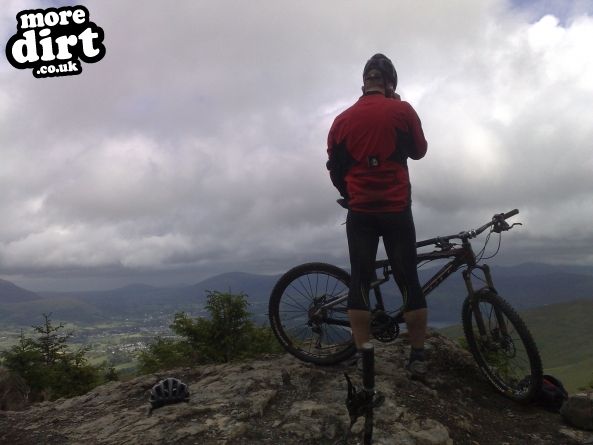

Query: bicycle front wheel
[462,290,543,402]
[268,262,356,365]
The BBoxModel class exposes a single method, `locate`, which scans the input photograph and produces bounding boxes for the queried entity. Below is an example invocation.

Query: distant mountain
[494,262,593,277]
[0,272,281,325]
[190,271,278,298]
[1,263,592,326]
[420,263,593,325]
[0,297,105,325]
[185,271,280,316]
[0,279,43,304]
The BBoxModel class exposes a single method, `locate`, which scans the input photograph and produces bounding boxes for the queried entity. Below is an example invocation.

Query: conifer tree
[138,290,281,373]
[1,314,100,401]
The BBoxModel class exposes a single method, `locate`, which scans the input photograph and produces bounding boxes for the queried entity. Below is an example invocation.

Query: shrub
[0,314,101,402]
[137,337,196,374]
[137,290,282,372]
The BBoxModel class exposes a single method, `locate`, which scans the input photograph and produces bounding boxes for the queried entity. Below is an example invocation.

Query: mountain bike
[268,209,543,402]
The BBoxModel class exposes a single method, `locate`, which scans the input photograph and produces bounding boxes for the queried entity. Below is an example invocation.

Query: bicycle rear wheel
[462,289,543,402]
[268,262,356,365]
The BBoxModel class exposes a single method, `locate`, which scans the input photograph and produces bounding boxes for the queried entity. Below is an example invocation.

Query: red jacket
[327,93,427,212]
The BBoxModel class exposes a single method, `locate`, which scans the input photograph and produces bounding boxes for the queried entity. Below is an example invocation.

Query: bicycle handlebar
[503,208,520,219]
[417,209,520,248]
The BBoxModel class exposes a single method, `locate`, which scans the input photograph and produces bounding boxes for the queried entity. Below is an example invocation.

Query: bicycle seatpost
[362,342,374,445]
[362,342,375,390]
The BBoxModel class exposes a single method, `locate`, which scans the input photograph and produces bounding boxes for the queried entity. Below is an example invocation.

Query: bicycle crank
[371,310,399,342]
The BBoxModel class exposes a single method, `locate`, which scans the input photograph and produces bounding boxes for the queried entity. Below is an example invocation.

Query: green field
[546,356,593,391]
[0,318,171,378]
[439,298,593,393]
[523,299,593,391]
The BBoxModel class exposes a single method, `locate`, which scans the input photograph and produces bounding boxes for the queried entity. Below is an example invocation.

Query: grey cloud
[1,0,593,290]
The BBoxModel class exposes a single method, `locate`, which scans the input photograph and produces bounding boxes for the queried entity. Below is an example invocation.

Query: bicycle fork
[463,265,510,339]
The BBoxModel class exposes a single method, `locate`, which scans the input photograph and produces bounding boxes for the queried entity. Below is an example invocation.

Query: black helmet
[363,53,398,90]
[536,375,568,412]
[149,377,190,412]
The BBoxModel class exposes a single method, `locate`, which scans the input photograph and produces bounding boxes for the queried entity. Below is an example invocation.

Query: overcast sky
[1,0,593,291]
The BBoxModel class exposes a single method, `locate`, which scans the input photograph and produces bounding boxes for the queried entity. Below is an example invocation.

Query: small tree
[137,336,196,374]
[1,331,46,398]
[137,290,282,373]
[172,290,253,363]
[0,314,101,401]
[33,314,73,366]
[104,366,119,382]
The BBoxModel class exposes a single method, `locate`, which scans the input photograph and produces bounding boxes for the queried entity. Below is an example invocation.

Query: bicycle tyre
[268,262,356,365]
[462,289,543,402]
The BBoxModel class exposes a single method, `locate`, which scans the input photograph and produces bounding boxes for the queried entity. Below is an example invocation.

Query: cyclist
[326,53,428,377]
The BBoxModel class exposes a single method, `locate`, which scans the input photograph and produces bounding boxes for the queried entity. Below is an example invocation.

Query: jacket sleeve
[326,127,351,199]
[403,102,428,160]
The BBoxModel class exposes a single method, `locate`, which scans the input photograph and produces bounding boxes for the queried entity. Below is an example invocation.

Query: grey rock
[561,393,593,431]
[0,331,579,445]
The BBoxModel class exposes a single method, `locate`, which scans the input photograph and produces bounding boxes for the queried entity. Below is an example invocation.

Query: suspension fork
[462,264,495,293]
[463,264,509,337]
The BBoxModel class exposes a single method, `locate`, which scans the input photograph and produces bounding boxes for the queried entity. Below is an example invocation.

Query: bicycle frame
[370,238,476,314]
[314,237,500,329]
[369,237,510,340]
[269,209,542,402]
[313,240,464,315]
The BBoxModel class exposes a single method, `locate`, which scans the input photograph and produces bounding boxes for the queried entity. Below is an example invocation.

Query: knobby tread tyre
[462,289,543,402]
[268,262,356,365]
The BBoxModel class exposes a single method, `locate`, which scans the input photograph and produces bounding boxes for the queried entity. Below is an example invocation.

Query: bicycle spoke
[481,305,530,379]
[269,264,356,364]
[463,291,542,402]
[280,293,310,312]
[288,281,314,302]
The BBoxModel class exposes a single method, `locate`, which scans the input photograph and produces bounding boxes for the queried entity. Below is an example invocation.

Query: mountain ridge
[2,263,593,325]
[0,279,43,304]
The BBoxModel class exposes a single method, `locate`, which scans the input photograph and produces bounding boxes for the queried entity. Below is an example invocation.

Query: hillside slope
[522,299,593,392]
[0,279,42,304]
[439,299,593,393]
[0,332,587,445]
[0,272,280,325]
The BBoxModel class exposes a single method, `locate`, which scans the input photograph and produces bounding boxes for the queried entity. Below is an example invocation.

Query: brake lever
[492,210,519,232]
[493,221,522,233]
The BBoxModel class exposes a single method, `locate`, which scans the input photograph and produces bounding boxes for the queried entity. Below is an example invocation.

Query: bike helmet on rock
[149,377,190,412]
[536,375,568,412]
[363,53,398,90]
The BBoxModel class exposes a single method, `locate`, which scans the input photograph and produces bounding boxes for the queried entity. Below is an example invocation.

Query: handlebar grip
[503,209,519,219]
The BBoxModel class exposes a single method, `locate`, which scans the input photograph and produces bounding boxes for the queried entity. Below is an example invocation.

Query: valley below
[1,263,593,390]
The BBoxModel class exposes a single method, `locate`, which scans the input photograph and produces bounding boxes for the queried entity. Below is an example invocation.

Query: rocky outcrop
[562,393,593,431]
[0,331,589,444]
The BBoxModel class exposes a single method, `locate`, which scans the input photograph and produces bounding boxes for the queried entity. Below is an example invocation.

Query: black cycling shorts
[346,208,426,312]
